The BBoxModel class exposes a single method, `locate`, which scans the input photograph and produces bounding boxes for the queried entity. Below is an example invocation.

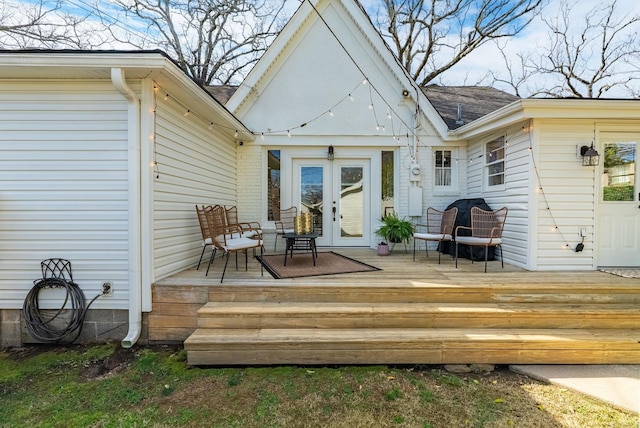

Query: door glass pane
[340,167,363,237]
[602,142,636,201]
[300,166,323,236]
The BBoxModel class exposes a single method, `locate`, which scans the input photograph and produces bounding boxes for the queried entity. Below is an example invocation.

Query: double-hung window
[486,137,505,187]
[435,150,452,187]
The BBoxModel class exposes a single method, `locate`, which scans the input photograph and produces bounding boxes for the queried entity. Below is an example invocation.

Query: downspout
[111,68,142,348]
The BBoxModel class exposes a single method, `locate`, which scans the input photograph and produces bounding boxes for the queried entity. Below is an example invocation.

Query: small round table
[283,232,318,266]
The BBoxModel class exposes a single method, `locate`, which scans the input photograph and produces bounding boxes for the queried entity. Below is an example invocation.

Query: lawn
[0,343,636,427]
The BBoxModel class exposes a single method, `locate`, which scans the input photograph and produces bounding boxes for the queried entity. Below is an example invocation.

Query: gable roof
[423,85,520,130]
[226,0,450,138]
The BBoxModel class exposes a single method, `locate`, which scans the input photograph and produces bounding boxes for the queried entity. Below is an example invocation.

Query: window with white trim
[486,137,505,187]
[434,150,452,186]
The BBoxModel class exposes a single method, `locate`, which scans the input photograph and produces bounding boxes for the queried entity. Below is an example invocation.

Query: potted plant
[375,211,414,254]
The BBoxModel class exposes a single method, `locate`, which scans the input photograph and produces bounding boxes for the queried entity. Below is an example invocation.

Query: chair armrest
[413,224,428,232]
[274,221,284,233]
[454,225,472,237]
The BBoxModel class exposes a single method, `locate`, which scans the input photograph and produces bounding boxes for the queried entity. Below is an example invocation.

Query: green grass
[0,344,637,428]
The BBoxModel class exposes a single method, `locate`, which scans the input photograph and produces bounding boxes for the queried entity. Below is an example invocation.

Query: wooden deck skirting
[148,248,640,365]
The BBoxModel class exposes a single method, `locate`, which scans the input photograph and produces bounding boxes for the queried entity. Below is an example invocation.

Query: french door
[293,159,370,247]
[596,133,640,267]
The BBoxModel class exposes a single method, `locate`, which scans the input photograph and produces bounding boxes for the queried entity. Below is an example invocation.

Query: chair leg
[484,246,488,273]
[244,249,248,271]
[220,252,230,283]
[260,246,264,277]
[455,242,459,268]
[274,235,278,252]
[205,248,217,276]
[197,245,207,270]
[413,239,416,261]
[437,241,441,264]
[499,245,504,269]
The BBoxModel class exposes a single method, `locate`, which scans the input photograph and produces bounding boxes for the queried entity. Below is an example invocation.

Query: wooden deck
[148,247,640,366]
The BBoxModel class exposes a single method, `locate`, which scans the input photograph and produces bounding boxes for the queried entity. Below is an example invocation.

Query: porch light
[580,144,600,166]
[327,145,334,161]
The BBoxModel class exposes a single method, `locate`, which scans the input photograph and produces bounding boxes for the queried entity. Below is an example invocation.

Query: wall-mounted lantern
[580,144,600,166]
[327,145,334,161]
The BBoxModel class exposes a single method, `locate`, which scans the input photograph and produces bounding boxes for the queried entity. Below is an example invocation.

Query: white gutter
[111,68,142,348]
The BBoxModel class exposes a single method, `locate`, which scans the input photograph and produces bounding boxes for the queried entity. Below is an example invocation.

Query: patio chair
[273,206,297,252]
[413,207,458,263]
[224,205,262,239]
[455,206,508,273]
[206,204,263,283]
[195,204,215,270]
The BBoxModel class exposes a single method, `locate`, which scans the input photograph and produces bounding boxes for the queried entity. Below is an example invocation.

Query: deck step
[205,284,640,304]
[184,328,640,365]
[196,302,640,330]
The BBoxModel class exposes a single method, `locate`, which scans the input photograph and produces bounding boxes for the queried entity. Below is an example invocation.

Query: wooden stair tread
[198,301,640,315]
[185,328,640,347]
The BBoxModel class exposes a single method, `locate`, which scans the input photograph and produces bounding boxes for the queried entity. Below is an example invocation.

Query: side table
[283,232,318,266]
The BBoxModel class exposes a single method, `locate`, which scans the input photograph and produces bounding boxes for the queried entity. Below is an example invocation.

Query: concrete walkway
[510,365,640,414]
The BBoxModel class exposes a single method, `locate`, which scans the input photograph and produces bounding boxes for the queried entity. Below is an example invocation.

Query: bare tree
[0,0,104,49]
[107,0,289,85]
[492,0,640,98]
[530,0,640,98]
[375,0,542,86]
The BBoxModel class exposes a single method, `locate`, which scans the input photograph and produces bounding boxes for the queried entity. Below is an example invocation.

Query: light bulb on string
[329,110,334,117]
[208,122,214,130]
[184,110,190,117]
[261,133,265,141]
[287,130,291,138]
[164,93,169,101]
[362,78,368,85]
[234,130,238,138]
[348,94,354,102]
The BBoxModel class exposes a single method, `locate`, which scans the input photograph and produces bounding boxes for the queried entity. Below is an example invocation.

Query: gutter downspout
[111,68,142,348]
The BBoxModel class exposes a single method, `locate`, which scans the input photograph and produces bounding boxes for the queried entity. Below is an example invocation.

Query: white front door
[596,133,640,267]
[293,158,370,247]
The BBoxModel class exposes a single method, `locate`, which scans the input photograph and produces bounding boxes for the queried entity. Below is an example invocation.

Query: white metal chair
[413,207,458,263]
[455,206,508,272]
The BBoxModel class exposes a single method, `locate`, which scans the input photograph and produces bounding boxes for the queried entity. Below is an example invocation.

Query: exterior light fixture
[327,145,334,161]
[580,144,600,166]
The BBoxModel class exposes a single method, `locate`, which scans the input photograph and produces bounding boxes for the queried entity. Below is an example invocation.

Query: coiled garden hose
[22,277,102,343]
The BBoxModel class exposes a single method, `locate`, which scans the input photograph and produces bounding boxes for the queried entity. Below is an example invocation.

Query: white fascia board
[450,100,526,140]
[450,98,640,141]
[518,98,640,119]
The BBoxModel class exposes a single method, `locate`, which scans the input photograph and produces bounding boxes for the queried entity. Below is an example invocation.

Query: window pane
[486,137,505,187]
[435,150,452,186]
[267,150,280,221]
[603,142,635,201]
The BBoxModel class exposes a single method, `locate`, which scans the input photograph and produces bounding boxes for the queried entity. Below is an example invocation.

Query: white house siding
[152,95,237,279]
[0,79,130,309]
[465,123,532,269]
[533,119,598,270]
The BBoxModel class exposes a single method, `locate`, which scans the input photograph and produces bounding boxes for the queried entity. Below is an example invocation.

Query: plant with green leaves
[375,211,414,244]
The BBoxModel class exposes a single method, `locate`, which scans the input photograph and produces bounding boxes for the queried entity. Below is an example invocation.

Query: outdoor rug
[256,251,380,279]
[599,268,640,279]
